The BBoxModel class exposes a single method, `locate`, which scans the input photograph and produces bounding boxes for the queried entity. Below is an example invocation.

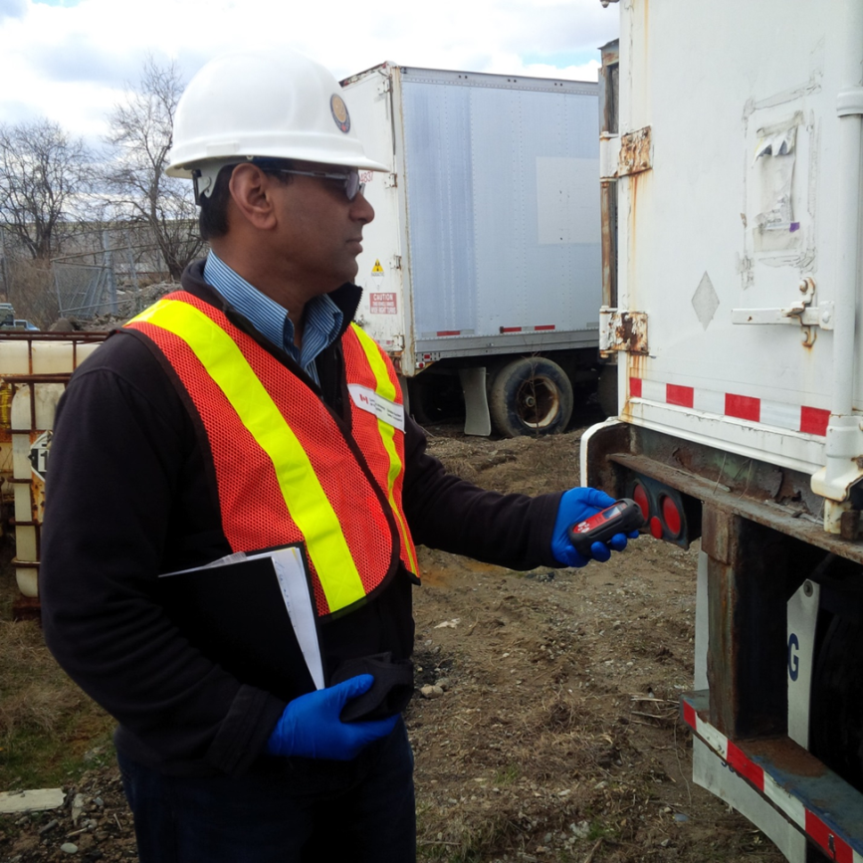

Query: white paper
[250,546,325,690]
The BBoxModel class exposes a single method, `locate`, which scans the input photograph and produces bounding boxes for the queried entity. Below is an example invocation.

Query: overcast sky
[0,0,619,147]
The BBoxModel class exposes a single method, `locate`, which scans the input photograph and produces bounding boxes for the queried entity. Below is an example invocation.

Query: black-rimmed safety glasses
[271,166,365,201]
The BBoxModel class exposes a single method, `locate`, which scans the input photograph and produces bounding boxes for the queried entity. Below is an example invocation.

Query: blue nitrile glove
[551,487,633,568]
[266,674,399,760]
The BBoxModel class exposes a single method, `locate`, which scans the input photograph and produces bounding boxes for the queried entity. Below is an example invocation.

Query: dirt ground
[0,421,787,863]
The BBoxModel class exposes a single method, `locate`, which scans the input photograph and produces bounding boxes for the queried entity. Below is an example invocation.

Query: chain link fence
[0,225,193,328]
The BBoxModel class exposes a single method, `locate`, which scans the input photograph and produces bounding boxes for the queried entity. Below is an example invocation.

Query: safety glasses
[271,166,365,201]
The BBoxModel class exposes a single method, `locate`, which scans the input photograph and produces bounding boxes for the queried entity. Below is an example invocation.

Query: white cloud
[0,0,619,137]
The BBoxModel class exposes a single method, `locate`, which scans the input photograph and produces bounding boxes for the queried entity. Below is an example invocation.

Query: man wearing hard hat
[40,49,632,863]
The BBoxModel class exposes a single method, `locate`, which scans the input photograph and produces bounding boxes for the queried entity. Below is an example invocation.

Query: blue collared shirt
[203,252,344,385]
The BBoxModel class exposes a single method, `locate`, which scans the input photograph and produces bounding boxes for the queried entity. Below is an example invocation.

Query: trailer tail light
[661,495,682,538]
[625,474,701,548]
[632,482,650,521]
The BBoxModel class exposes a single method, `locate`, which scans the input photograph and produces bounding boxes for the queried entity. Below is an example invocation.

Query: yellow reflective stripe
[137,300,366,612]
[351,324,396,401]
[350,325,419,575]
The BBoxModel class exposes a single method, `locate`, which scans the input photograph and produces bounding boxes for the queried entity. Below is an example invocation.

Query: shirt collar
[203,251,289,351]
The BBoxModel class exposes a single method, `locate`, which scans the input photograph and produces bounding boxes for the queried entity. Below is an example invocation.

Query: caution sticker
[348,384,405,431]
[369,292,397,314]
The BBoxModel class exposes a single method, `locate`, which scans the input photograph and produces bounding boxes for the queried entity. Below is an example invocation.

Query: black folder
[158,552,320,702]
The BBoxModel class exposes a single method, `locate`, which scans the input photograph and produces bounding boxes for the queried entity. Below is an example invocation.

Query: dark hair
[197,160,293,242]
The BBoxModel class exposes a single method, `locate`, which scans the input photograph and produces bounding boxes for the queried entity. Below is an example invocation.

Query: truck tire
[489,357,573,437]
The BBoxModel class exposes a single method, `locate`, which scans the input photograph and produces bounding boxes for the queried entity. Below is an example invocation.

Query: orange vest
[125,291,418,618]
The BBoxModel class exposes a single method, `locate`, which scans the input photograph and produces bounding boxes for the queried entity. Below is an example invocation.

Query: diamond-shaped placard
[692,272,720,330]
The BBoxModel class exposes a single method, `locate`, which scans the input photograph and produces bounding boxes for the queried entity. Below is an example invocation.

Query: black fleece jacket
[40,260,563,777]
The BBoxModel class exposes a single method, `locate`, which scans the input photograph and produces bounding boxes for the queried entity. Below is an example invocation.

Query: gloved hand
[551,487,634,568]
[266,674,399,760]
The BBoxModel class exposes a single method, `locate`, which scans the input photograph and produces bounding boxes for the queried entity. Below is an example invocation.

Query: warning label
[28,430,51,481]
[369,293,397,314]
[371,259,385,278]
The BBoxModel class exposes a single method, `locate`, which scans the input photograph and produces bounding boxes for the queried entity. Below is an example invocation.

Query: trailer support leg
[459,366,491,436]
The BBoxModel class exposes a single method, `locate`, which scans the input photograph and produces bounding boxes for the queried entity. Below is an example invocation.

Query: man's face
[267,160,375,294]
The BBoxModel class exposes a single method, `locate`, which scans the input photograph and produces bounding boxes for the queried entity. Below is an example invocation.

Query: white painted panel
[13,483,30,524]
[786,580,819,749]
[15,524,36,562]
[617,0,847,474]
[693,740,806,863]
[536,157,601,245]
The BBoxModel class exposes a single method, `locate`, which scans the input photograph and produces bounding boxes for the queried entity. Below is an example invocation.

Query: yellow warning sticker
[371,259,385,277]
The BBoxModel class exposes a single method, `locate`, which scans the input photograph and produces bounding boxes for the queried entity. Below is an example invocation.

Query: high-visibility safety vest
[125,291,419,618]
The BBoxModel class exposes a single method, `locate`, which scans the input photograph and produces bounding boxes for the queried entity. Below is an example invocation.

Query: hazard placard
[371,259,385,278]
[370,293,397,314]
[28,430,51,481]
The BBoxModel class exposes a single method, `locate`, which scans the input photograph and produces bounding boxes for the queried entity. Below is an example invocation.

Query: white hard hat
[166,48,388,193]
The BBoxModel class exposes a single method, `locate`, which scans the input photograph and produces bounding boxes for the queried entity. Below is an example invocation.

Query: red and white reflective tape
[683,703,862,862]
[499,324,557,334]
[629,377,830,437]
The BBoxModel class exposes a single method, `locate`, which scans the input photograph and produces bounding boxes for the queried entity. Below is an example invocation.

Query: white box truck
[341,63,605,436]
[583,2,863,860]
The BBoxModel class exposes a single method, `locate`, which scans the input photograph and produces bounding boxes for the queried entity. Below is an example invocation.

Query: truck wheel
[489,357,573,437]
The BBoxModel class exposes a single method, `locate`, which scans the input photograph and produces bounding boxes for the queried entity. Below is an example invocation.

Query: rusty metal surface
[619,126,652,176]
[600,181,618,308]
[615,451,863,564]
[683,690,863,859]
[0,332,106,342]
[703,507,788,738]
[599,310,648,354]
[584,421,863,564]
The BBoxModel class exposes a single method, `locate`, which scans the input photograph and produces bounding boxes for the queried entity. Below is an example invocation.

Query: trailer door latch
[731,277,832,346]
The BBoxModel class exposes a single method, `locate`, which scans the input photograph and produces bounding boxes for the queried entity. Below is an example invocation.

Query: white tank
[0,334,107,606]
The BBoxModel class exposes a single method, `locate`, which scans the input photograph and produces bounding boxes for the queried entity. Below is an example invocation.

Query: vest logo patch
[348,384,405,432]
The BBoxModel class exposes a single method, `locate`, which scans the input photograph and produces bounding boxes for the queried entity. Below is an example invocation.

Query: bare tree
[102,58,204,280]
[0,119,94,259]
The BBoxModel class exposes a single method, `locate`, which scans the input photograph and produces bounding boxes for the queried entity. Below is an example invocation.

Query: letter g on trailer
[584,1,863,860]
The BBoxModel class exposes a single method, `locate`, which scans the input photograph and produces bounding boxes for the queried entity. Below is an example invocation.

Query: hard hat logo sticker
[330,94,351,133]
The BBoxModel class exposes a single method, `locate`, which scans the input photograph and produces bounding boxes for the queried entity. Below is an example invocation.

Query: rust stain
[619,127,652,176]
[744,737,827,779]
[628,352,645,382]
[629,171,639,290]
[600,181,617,306]
[613,312,648,354]
[642,0,649,53]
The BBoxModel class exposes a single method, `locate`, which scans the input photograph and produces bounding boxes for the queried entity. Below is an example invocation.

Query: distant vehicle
[341,63,604,437]
[0,303,38,331]
[584,2,863,860]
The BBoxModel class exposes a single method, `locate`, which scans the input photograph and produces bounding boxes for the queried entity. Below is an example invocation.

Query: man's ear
[227,164,279,231]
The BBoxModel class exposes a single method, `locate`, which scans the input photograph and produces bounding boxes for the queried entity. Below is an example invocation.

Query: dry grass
[0,565,115,789]
[0,620,84,741]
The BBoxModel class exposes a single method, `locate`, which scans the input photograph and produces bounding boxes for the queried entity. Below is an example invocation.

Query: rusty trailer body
[584,2,863,861]
[0,332,107,618]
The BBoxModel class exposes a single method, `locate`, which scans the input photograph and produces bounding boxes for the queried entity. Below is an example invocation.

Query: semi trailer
[341,62,605,436]
[583,2,863,859]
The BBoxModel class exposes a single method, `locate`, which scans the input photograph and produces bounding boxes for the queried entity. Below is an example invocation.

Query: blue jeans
[118,719,416,863]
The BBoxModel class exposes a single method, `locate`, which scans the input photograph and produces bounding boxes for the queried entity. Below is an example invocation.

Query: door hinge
[599,307,649,355]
